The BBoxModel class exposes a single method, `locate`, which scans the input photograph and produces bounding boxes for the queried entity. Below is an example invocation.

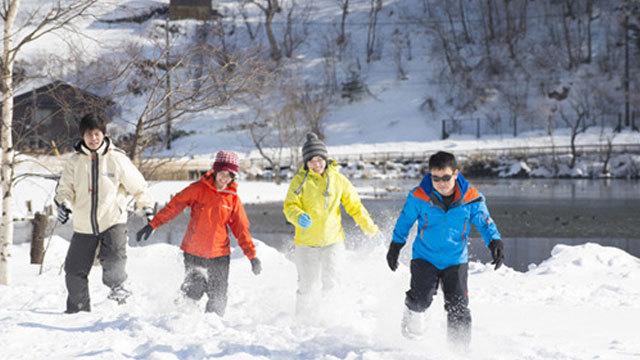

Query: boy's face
[83,129,105,151]
[430,166,458,196]
[307,156,326,175]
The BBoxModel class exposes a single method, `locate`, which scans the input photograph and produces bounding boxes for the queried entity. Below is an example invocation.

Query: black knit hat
[302,132,328,164]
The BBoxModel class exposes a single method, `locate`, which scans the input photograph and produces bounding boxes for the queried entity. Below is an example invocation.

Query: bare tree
[246,0,282,61]
[336,0,350,46]
[298,84,330,138]
[320,35,339,94]
[599,122,616,176]
[503,77,530,137]
[239,77,330,182]
[366,0,382,63]
[116,37,266,163]
[239,2,263,41]
[392,28,408,80]
[1,0,98,285]
[280,0,312,58]
[558,84,596,169]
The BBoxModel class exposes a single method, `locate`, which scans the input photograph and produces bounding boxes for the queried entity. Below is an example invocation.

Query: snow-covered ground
[5,170,640,359]
[2,236,639,359]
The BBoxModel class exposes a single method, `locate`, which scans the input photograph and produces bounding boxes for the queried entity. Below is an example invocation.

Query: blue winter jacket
[391,173,501,270]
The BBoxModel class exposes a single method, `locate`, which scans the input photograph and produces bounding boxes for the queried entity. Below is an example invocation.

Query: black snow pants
[405,259,472,343]
[64,224,128,313]
[180,252,230,316]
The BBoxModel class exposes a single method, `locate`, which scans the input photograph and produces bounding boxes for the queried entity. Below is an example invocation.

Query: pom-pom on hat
[302,132,328,164]
[212,150,239,175]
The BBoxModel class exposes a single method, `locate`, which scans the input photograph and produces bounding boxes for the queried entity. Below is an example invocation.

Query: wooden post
[476,118,481,138]
[30,212,48,264]
[441,119,448,140]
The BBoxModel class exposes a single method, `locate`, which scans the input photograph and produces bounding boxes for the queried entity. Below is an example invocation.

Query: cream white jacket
[55,137,153,235]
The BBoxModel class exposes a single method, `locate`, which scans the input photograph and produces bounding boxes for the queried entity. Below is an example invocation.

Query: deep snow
[1,236,639,359]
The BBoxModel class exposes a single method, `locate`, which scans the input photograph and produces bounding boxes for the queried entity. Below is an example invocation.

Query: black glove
[57,203,72,224]
[142,207,154,223]
[136,224,154,242]
[488,239,505,270]
[250,257,262,275]
[386,241,405,272]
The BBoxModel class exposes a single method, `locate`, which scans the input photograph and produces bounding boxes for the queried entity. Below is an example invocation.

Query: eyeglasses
[432,175,453,182]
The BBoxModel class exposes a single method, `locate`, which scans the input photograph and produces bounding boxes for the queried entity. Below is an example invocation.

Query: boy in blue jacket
[386,151,504,347]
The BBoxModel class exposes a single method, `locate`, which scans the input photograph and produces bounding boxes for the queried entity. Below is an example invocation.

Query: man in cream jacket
[55,113,153,313]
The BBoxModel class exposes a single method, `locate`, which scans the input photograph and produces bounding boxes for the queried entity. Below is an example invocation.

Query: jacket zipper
[419,214,428,241]
[90,152,100,235]
[462,217,468,245]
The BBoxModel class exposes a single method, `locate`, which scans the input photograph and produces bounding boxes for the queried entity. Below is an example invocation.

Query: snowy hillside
[7,0,639,162]
[1,239,639,359]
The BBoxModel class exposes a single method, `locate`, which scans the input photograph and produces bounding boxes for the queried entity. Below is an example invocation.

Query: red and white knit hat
[212,150,239,175]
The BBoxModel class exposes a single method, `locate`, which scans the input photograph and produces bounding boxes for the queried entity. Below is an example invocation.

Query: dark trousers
[405,259,471,340]
[181,253,230,316]
[64,224,128,313]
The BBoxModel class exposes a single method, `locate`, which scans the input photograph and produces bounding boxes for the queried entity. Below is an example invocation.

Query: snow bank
[2,239,640,359]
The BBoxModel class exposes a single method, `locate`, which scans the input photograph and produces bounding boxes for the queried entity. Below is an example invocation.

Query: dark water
[241,178,640,272]
[19,179,640,272]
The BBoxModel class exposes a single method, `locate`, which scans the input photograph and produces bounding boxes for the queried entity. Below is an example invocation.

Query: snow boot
[447,320,471,351]
[401,307,424,339]
[107,285,131,305]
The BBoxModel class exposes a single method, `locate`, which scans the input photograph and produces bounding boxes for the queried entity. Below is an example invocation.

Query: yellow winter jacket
[283,159,379,247]
[55,137,153,235]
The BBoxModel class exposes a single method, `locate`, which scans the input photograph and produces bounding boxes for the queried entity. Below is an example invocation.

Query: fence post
[30,212,48,264]
[615,112,622,132]
[513,117,517,137]
[633,110,639,132]
[476,118,480,138]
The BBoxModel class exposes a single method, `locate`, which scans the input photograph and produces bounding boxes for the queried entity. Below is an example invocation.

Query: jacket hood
[74,136,112,156]
[419,171,470,199]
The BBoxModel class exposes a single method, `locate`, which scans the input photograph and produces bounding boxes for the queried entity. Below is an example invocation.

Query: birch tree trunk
[1,0,20,286]
[0,0,98,284]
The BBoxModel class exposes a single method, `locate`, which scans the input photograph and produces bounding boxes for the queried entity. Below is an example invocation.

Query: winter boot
[447,320,471,351]
[401,307,425,339]
[107,284,132,305]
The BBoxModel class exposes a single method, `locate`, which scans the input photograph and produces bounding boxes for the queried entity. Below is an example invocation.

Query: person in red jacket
[136,150,261,315]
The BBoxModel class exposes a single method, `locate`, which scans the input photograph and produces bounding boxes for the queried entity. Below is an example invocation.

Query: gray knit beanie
[302,132,328,164]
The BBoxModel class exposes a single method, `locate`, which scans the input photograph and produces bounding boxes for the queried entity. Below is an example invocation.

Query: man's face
[83,129,105,151]
[430,166,458,196]
[215,170,234,190]
[307,156,326,175]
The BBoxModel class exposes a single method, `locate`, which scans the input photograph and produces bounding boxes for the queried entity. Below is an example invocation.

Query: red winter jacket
[149,171,256,259]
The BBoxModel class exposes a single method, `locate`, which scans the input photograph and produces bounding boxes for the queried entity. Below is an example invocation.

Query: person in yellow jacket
[55,113,154,313]
[283,132,384,317]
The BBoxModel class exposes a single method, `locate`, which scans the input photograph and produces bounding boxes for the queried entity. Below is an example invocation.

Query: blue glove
[297,213,312,228]
[373,232,385,246]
